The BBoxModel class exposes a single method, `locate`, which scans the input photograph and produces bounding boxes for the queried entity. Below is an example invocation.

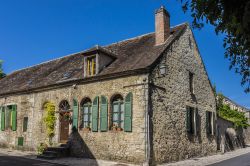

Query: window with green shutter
[100,96,108,132]
[186,106,198,135]
[111,94,124,130]
[206,111,212,135]
[73,99,79,129]
[23,117,28,132]
[92,96,99,132]
[1,107,5,131]
[80,98,92,129]
[12,105,17,131]
[124,92,132,132]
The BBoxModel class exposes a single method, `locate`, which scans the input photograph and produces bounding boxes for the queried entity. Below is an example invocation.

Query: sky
[0,0,249,109]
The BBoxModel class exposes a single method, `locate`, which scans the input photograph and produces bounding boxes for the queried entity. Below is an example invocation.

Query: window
[189,72,194,94]
[87,56,96,76]
[80,98,92,129]
[0,105,17,131]
[206,111,215,135]
[23,117,28,132]
[112,95,124,130]
[186,106,198,135]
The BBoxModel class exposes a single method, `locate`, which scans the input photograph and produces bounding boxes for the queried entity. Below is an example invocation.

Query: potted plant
[64,112,72,124]
[83,125,91,132]
[112,124,118,131]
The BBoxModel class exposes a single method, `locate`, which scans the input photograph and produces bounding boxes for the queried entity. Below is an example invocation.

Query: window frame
[112,100,124,129]
[87,56,97,76]
[82,102,92,129]
[189,72,194,94]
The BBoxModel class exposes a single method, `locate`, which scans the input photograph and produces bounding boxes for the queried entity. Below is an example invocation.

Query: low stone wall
[217,117,246,153]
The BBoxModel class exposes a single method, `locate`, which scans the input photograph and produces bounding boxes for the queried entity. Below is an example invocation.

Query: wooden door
[60,113,69,142]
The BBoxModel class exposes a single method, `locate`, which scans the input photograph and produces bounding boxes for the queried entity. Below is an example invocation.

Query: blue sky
[0,0,249,108]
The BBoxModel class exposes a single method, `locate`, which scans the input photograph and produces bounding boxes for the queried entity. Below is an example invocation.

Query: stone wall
[149,26,217,164]
[217,117,246,153]
[0,74,148,164]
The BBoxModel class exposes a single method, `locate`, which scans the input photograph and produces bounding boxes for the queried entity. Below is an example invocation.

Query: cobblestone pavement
[1,147,250,166]
[160,146,250,166]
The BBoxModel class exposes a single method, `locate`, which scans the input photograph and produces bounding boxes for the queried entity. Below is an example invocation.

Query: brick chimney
[155,6,170,45]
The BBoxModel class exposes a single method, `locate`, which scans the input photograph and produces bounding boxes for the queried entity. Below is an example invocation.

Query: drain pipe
[143,76,150,166]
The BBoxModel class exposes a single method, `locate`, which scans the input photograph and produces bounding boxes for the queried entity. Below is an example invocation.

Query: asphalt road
[209,152,250,166]
[0,155,66,166]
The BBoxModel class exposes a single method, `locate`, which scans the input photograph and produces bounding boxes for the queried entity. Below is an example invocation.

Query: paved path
[209,152,250,166]
[0,154,65,166]
[160,147,250,166]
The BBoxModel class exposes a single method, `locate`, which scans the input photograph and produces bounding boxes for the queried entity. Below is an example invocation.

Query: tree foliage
[0,60,6,79]
[181,0,250,92]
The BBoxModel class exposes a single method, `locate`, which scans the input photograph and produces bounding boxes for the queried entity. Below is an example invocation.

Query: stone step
[43,151,58,157]
[37,154,57,160]
[46,147,69,158]
[60,143,68,148]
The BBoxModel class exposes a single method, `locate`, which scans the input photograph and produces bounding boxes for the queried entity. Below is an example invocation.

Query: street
[209,152,250,166]
[0,154,66,166]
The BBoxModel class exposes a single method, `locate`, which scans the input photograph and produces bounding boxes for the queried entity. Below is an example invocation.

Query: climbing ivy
[218,104,249,129]
[43,102,56,145]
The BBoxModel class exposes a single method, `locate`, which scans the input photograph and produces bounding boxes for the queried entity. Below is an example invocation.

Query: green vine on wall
[218,104,249,129]
[43,102,56,145]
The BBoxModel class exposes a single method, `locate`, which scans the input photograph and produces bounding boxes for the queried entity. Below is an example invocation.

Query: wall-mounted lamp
[159,64,167,75]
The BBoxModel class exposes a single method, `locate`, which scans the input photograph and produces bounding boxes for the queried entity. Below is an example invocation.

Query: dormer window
[87,56,96,76]
[83,45,117,78]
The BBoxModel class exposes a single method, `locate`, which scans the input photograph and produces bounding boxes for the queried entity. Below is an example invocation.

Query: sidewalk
[160,146,250,166]
[1,147,250,166]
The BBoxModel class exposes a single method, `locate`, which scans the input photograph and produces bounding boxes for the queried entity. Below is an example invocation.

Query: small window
[23,117,28,132]
[87,56,96,76]
[80,98,92,130]
[189,72,194,94]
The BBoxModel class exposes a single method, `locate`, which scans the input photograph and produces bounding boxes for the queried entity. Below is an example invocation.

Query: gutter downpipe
[143,75,150,166]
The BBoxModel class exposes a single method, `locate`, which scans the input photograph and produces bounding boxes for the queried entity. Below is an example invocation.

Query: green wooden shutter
[17,137,24,146]
[195,108,199,135]
[92,96,99,132]
[1,107,5,131]
[100,96,108,131]
[212,112,216,135]
[73,99,79,129]
[12,105,17,131]
[124,92,133,132]
[186,107,191,133]
[206,111,210,134]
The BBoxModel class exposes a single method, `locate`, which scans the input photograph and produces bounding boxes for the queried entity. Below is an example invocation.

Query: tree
[0,60,6,79]
[181,0,250,92]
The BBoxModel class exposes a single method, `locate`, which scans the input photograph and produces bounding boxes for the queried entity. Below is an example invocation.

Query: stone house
[0,6,217,165]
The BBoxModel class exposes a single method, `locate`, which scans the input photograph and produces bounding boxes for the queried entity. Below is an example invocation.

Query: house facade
[0,6,217,165]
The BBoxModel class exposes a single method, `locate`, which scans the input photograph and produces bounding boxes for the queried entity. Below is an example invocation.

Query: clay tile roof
[0,23,187,96]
